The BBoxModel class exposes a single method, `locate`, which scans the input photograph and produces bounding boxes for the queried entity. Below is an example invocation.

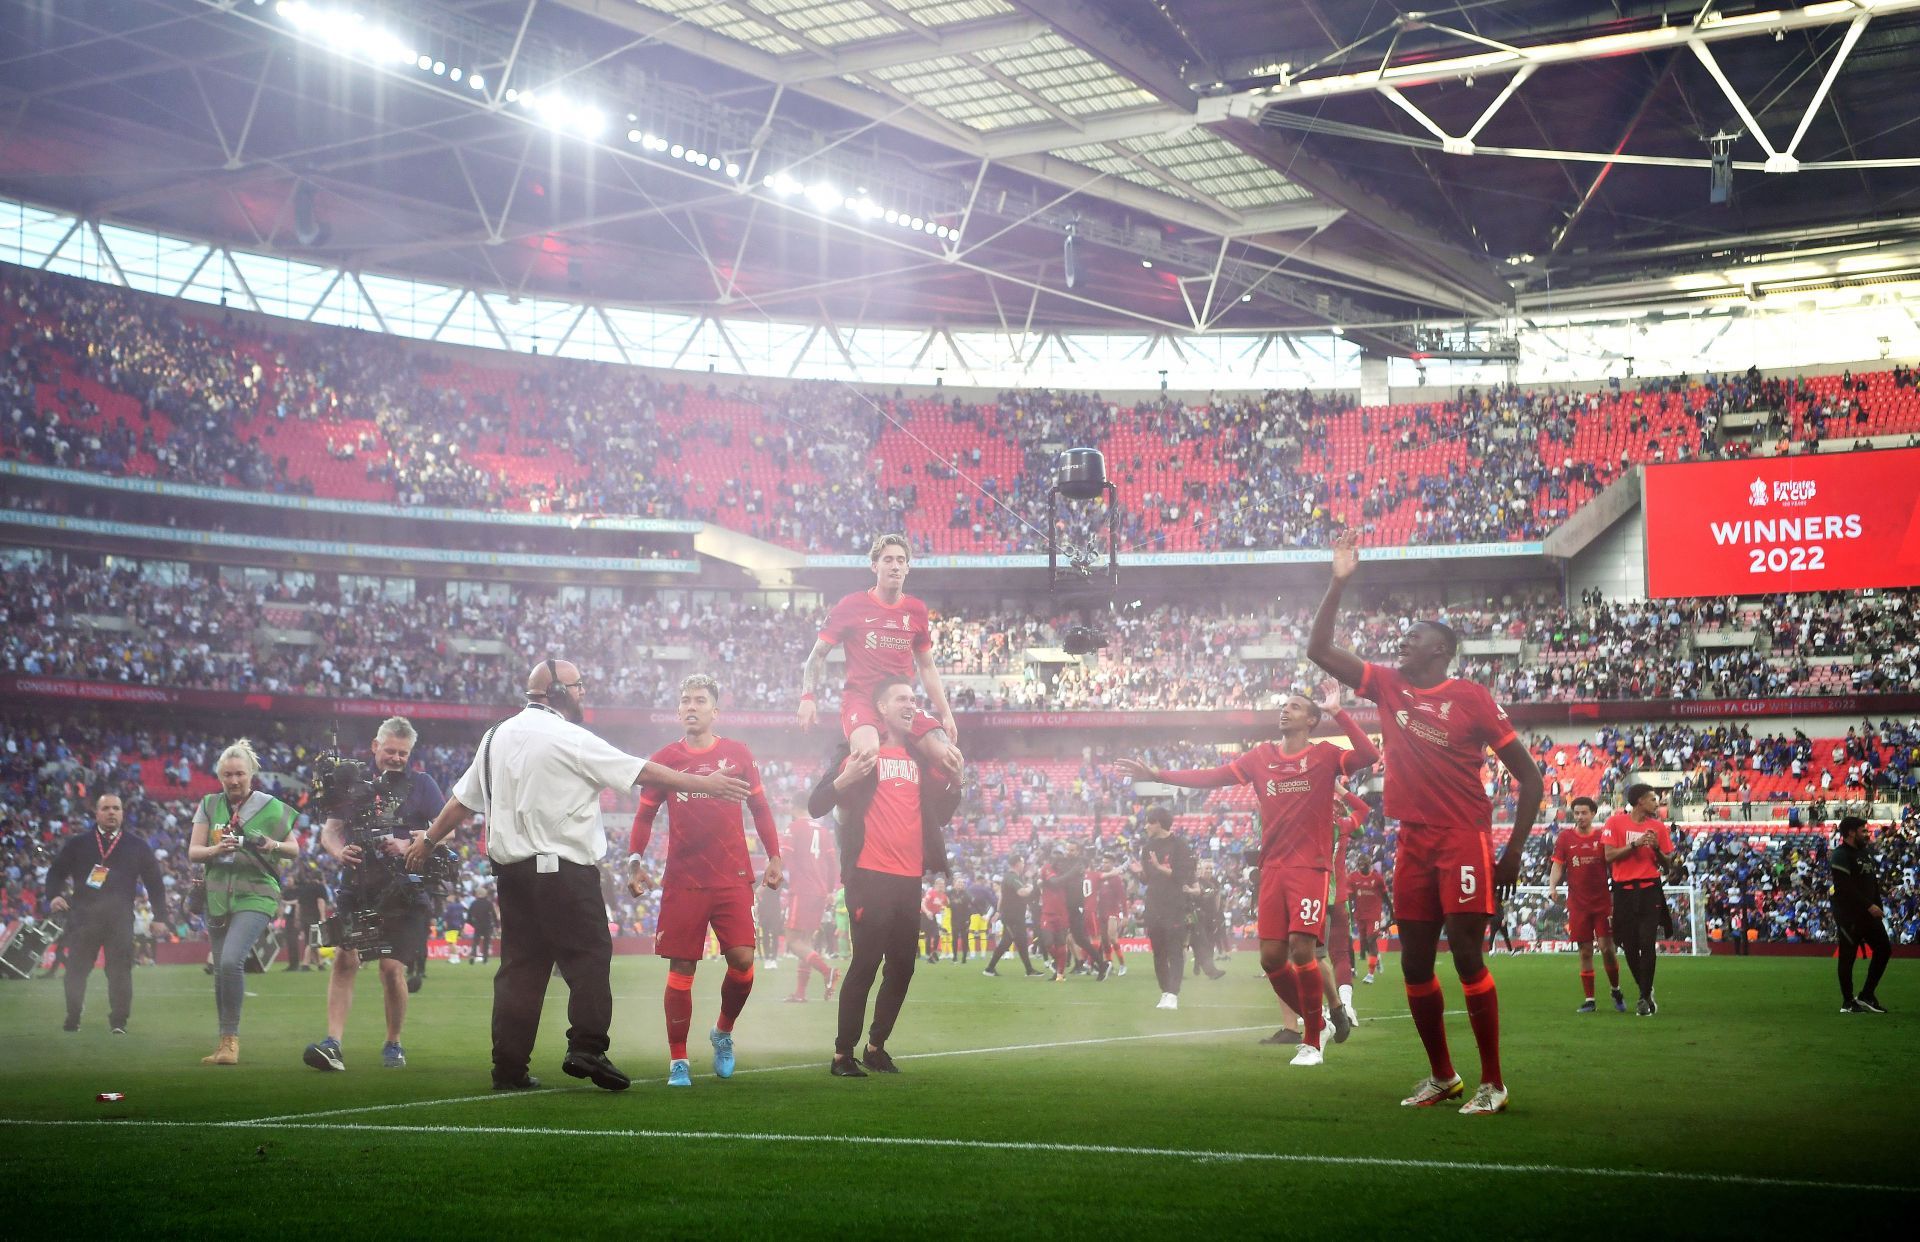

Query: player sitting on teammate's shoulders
[798,534,963,778]
[809,676,962,1078]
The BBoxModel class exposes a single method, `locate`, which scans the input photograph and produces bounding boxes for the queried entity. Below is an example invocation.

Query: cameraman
[303,717,443,1072]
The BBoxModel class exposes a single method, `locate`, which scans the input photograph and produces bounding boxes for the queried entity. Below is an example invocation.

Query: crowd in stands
[5,555,1916,725]
[11,266,1920,557]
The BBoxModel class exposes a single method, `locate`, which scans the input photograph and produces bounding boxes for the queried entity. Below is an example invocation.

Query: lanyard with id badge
[88,830,122,889]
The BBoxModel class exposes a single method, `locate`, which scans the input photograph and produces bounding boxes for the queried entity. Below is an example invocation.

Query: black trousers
[1612,883,1664,1001]
[63,908,134,1028]
[1147,912,1186,995]
[986,919,1035,972]
[282,914,307,967]
[1067,908,1105,969]
[491,858,612,1078]
[1837,917,1891,1003]
[1188,922,1223,978]
[837,869,921,1056]
[472,923,495,964]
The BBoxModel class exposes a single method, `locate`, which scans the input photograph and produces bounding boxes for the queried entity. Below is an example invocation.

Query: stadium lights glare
[262,6,947,228]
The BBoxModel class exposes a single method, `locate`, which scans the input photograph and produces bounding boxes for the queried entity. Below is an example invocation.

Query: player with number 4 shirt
[1308,530,1544,1115]
[1115,683,1378,1066]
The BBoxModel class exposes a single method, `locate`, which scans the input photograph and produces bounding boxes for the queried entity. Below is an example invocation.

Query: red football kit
[1038,863,1071,930]
[1358,662,1517,922]
[1347,869,1388,932]
[1099,872,1128,926]
[630,736,778,960]
[1553,827,1613,942]
[818,589,942,741]
[1160,710,1378,943]
[783,816,839,932]
[1080,871,1103,941]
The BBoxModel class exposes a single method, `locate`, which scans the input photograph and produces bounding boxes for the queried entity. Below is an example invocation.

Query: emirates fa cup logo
[1748,478,1768,507]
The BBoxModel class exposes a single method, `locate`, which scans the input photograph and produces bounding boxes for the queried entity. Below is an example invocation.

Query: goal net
[1503,885,1708,956]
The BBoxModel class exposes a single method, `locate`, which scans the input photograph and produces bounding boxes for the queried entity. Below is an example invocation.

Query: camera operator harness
[309,747,460,958]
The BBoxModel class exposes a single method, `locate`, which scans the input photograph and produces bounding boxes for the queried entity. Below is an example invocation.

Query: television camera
[307,748,459,958]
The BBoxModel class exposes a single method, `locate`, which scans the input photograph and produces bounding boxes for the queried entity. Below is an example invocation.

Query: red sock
[792,955,811,997]
[1293,962,1325,1049]
[1405,976,1454,1081]
[1054,944,1068,974]
[1461,967,1501,1087]
[807,951,831,980]
[1603,959,1620,989]
[665,970,694,1060]
[1265,966,1299,1018]
[1580,968,1596,999]
[717,965,753,1033]
[1367,953,1380,973]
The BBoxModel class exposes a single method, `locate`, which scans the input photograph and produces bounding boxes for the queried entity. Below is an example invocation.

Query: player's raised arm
[798,637,834,726]
[1324,683,1380,773]
[1112,757,1239,788]
[1307,529,1366,689]
[1492,735,1545,899]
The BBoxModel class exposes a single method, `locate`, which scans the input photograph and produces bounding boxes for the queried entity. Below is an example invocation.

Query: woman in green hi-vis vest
[188,739,301,1065]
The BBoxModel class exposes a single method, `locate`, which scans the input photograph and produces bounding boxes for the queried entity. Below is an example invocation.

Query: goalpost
[1506,885,1709,956]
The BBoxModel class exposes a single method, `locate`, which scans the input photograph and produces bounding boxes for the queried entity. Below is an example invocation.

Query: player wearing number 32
[1308,530,1545,1116]
[1114,685,1377,1067]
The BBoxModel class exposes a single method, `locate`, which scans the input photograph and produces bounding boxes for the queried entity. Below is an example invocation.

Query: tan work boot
[201,1035,239,1065]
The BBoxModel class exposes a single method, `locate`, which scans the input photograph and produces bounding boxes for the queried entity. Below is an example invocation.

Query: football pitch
[1,952,1912,1237]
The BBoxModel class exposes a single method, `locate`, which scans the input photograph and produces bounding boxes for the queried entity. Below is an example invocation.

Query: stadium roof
[2,1,1919,353]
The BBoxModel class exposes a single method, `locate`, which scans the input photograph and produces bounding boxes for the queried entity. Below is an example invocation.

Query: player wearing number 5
[1115,685,1378,1066]
[1308,530,1544,1115]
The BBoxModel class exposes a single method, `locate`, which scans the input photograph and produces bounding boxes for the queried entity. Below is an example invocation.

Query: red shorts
[1257,865,1333,942]
[1038,910,1069,933]
[1392,823,1495,922]
[842,694,943,742]
[787,887,829,934]
[654,884,756,960]
[1567,902,1612,944]
[1353,903,1383,937]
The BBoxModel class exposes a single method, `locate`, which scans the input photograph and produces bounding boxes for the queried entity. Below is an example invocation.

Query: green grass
[0,951,1913,1237]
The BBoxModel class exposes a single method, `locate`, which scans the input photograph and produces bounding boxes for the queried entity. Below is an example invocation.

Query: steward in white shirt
[412,658,749,1091]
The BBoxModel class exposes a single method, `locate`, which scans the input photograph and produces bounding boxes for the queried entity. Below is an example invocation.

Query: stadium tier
[10,266,1920,556]
[3,556,1914,718]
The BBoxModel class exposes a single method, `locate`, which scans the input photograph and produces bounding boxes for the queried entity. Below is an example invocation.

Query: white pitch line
[728,1022,1277,1074]
[2,1118,1910,1196]
[240,1088,567,1124]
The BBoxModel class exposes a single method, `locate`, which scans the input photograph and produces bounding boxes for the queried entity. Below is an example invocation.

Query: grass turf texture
[1,952,1912,1236]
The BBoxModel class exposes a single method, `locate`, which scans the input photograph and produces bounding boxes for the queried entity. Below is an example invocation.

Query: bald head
[527,658,581,697]
[528,658,586,722]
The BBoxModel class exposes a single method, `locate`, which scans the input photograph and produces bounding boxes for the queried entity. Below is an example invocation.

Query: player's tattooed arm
[1492,736,1545,899]
[798,637,833,724]
[1308,529,1366,689]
